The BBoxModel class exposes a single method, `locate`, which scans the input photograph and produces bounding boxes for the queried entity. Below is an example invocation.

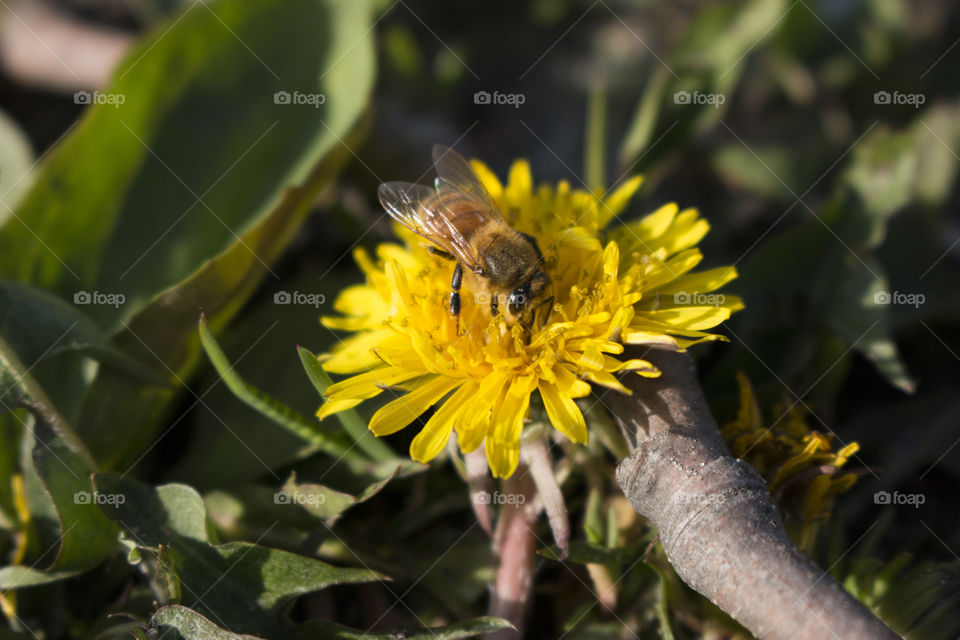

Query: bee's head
[507,269,550,320]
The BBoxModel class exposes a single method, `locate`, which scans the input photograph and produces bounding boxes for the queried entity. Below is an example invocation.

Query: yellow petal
[656,265,739,296]
[505,159,533,204]
[539,381,587,444]
[368,376,461,436]
[584,368,631,394]
[621,330,681,350]
[642,249,703,291]
[487,375,536,478]
[643,305,735,331]
[457,372,509,453]
[410,381,478,463]
[576,340,605,370]
[324,367,425,400]
[616,202,677,245]
[316,397,363,421]
[598,175,644,227]
[609,357,661,377]
[470,159,505,209]
[321,328,398,374]
[663,209,709,254]
[554,364,591,398]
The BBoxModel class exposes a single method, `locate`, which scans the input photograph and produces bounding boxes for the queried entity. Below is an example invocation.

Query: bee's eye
[508,287,528,316]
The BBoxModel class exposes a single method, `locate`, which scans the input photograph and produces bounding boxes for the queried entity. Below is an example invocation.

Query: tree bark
[607,350,898,640]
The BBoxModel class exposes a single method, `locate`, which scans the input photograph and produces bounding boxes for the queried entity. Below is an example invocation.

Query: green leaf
[27,420,120,573]
[198,315,356,460]
[94,473,383,637]
[539,540,647,565]
[840,125,919,249]
[0,565,81,590]
[876,561,960,640]
[295,617,513,640]
[298,346,396,462]
[281,466,398,525]
[0,108,34,215]
[584,83,607,194]
[0,0,377,470]
[0,339,119,582]
[0,278,164,385]
[148,605,266,640]
[826,253,915,393]
[0,0,376,329]
[618,66,670,170]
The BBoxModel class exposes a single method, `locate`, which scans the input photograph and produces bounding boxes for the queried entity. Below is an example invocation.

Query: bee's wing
[431,145,507,224]
[378,181,482,271]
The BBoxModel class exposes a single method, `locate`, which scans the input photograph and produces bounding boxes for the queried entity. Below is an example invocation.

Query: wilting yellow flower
[316,154,742,477]
[723,373,860,550]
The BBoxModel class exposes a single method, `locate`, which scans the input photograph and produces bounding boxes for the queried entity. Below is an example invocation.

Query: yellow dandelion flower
[723,372,860,550]
[316,147,743,478]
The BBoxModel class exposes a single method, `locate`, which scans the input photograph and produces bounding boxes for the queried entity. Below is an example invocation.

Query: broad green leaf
[26,420,119,572]
[295,617,514,640]
[0,340,118,580]
[147,606,266,640]
[198,315,356,460]
[298,346,396,463]
[876,561,960,640]
[0,565,80,589]
[281,466,398,525]
[75,133,369,469]
[0,0,376,331]
[711,143,800,200]
[840,126,919,249]
[94,473,382,637]
[0,278,163,385]
[0,0,377,470]
[826,253,915,393]
[0,108,33,216]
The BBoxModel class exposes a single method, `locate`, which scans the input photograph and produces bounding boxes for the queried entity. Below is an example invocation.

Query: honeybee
[378,145,550,329]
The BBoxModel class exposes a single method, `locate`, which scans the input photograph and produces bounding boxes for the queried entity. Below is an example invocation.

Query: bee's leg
[536,296,554,328]
[490,294,498,318]
[428,246,457,261]
[450,262,463,333]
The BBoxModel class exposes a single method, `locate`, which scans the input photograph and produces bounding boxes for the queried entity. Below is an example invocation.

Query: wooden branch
[607,350,898,640]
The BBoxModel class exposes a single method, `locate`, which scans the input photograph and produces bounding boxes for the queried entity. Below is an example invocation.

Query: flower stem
[486,465,538,639]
